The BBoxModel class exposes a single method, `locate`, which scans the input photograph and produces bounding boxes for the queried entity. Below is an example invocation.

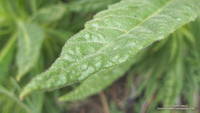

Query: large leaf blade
[20,0,200,99]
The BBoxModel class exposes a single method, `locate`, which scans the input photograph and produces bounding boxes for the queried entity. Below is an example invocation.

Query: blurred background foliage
[0,0,199,113]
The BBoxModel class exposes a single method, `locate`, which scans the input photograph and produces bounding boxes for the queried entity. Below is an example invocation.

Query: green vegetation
[0,0,200,113]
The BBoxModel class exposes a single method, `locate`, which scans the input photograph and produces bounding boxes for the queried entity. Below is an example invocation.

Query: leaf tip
[16,75,21,81]
[19,93,26,101]
[16,72,25,81]
[58,95,69,102]
[19,89,31,100]
[58,97,65,102]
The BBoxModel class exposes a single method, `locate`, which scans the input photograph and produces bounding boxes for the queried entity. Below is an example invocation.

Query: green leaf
[32,4,66,24]
[59,58,134,101]
[16,21,44,80]
[0,36,16,83]
[67,0,120,13]
[0,86,31,113]
[20,0,200,99]
[0,7,6,24]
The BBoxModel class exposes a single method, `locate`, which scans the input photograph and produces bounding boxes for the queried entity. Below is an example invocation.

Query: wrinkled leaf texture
[21,0,200,100]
